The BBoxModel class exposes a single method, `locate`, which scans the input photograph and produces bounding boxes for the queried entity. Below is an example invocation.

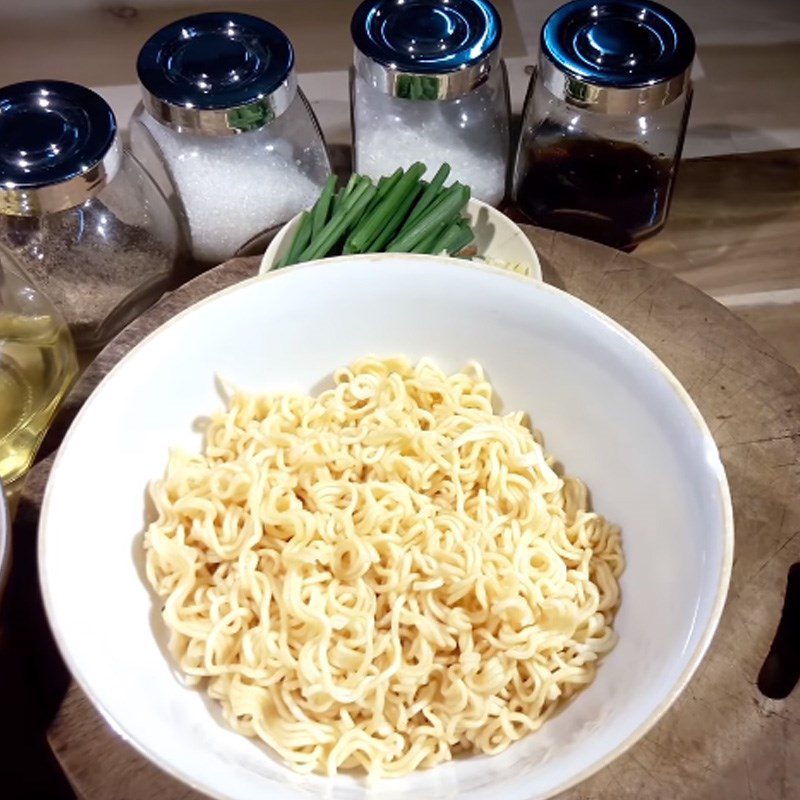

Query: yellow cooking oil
[0,310,78,486]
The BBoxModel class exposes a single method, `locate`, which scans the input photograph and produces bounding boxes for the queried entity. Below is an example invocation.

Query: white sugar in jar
[130,12,330,268]
[350,0,510,207]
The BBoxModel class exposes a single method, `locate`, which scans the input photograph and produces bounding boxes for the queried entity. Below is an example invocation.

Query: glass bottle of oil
[0,245,78,488]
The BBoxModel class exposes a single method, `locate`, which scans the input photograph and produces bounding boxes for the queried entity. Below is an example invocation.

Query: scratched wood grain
[23,228,800,799]
[636,149,800,374]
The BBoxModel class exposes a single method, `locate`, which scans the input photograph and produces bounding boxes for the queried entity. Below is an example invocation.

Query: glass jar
[351,0,510,207]
[0,244,78,488]
[513,0,695,250]
[130,12,332,268]
[0,81,180,350]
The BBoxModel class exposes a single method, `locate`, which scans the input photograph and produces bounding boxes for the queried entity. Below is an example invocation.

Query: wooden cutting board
[20,228,800,799]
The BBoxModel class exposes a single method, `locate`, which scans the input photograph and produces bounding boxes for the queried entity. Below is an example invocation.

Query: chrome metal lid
[540,0,695,113]
[0,81,121,217]
[351,0,502,100]
[137,12,297,136]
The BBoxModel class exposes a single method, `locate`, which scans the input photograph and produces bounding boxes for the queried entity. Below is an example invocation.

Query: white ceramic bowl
[39,255,732,800]
[259,198,542,279]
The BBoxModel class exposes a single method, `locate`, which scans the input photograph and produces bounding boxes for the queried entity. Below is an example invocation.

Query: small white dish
[39,255,732,800]
[258,197,542,279]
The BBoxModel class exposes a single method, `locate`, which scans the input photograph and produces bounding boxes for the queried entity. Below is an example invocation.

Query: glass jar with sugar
[130,12,332,268]
[0,80,180,351]
[350,0,510,207]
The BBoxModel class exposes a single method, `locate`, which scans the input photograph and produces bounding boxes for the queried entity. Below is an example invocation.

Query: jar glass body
[513,75,692,250]
[130,89,331,267]
[0,245,78,486]
[0,151,180,350]
[352,66,511,206]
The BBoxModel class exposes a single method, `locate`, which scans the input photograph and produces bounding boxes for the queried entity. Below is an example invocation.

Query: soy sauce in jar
[517,132,674,250]
[513,0,695,250]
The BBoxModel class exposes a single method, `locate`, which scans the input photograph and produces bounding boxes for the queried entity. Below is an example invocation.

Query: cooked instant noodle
[144,356,623,777]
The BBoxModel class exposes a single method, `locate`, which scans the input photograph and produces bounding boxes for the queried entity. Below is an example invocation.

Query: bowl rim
[38,253,734,800]
[257,197,543,281]
[0,480,8,601]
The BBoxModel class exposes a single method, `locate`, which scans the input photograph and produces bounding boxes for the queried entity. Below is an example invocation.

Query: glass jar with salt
[0,81,180,351]
[129,12,332,268]
[350,0,510,207]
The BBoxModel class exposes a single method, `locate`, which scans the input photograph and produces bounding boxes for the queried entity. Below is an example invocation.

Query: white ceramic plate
[39,255,732,800]
[258,198,542,280]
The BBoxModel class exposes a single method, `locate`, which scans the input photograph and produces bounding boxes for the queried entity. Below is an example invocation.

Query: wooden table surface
[638,149,800,373]
[16,227,800,799]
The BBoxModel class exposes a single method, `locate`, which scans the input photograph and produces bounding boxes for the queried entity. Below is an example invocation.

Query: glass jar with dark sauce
[513,0,695,250]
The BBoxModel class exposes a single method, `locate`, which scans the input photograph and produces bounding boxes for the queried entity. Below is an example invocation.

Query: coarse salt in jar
[130,12,332,267]
[0,80,180,350]
[350,0,510,206]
